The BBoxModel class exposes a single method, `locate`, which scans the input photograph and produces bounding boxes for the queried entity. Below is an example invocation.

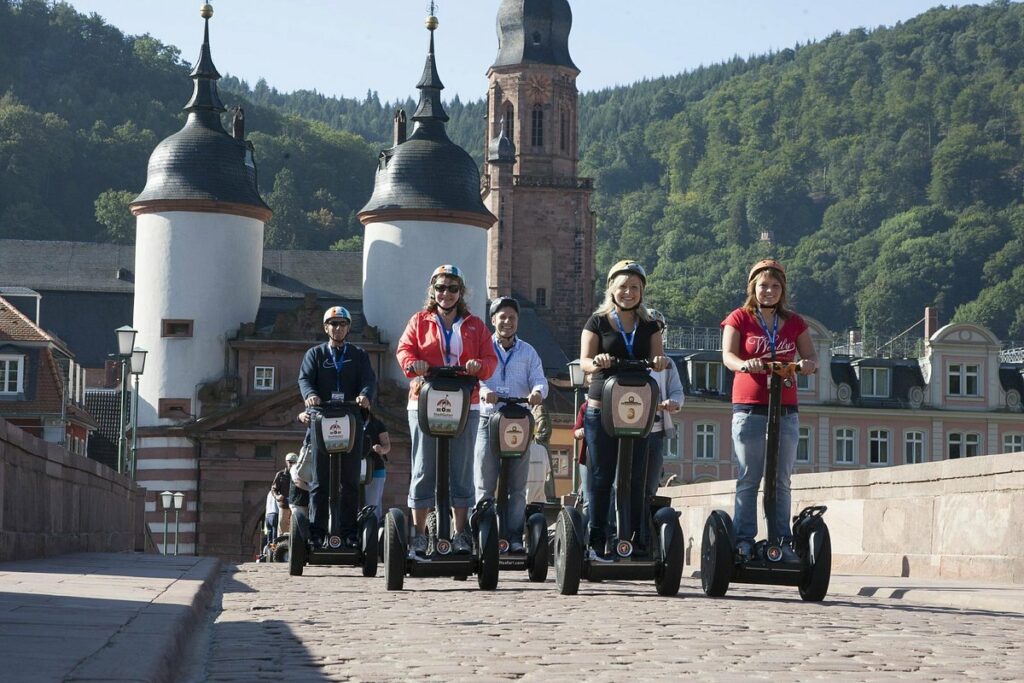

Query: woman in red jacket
[396,265,498,556]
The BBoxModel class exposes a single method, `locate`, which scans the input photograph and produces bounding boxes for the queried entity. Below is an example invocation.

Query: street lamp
[567,359,586,496]
[160,490,173,555]
[114,325,137,474]
[129,347,147,480]
[173,492,185,556]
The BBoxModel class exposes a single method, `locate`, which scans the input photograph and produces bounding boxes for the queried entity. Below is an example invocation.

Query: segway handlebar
[494,395,531,405]
[607,357,654,372]
[304,399,362,417]
[739,360,807,378]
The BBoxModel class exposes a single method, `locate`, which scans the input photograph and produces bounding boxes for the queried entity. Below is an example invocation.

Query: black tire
[271,535,289,563]
[361,514,379,578]
[554,509,583,595]
[527,514,548,583]
[656,516,684,597]
[700,514,732,597]
[476,510,499,591]
[799,523,832,602]
[384,510,405,591]
[288,511,305,577]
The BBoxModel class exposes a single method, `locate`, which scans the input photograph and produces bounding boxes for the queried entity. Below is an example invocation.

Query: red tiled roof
[0,294,54,343]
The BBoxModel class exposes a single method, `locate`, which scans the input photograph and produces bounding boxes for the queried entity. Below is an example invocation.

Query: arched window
[505,104,514,141]
[560,111,568,151]
[531,105,544,147]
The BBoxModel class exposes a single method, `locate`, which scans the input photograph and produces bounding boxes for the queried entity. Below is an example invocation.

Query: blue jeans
[646,430,665,498]
[265,512,278,545]
[364,470,386,520]
[732,410,800,544]
[474,414,530,540]
[407,410,479,509]
[584,406,649,550]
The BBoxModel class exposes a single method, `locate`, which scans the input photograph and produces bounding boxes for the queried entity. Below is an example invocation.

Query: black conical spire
[412,15,449,124]
[184,4,226,114]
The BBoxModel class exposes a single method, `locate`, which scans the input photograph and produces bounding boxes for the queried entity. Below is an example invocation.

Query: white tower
[127,4,270,553]
[130,4,270,429]
[358,14,496,381]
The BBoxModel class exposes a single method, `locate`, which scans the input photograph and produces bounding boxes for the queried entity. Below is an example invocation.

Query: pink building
[655,314,1024,486]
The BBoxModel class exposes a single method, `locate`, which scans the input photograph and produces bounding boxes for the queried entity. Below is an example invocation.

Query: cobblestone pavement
[189,563,1024,682]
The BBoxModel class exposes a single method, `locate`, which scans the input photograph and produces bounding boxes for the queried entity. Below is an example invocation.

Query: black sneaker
[343,535,359,549]
[452,530,473,555]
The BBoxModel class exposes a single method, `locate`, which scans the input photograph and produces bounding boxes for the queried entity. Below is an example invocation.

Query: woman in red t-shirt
[720,259,818,561]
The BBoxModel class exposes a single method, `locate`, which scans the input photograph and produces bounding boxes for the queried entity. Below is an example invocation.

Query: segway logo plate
[498,419,531,458]
[328,535,343,549]
[320,416,353,453]
[435,539,452,555]
[766,545,783,562]
[425,389,465,435]
[616,540,633,557]
[498,539,509,554]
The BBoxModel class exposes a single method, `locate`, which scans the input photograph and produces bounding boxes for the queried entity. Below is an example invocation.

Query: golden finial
[200,3,214,19]
[425,0,438,30]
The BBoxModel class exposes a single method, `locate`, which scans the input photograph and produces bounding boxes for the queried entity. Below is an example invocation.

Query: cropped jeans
[731,408,800,544]
[407,410,479,510]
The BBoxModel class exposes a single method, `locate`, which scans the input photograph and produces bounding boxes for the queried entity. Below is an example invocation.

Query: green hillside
[2,0,1024,340]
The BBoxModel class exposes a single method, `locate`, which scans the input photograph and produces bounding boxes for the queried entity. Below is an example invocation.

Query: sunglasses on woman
[433,284,461,294]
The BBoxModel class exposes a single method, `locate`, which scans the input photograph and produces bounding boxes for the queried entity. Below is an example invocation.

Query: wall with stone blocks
[0,418,146,561]
[665,452,1024,584]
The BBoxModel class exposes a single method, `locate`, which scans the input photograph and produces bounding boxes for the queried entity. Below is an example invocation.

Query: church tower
[483,0,595,352]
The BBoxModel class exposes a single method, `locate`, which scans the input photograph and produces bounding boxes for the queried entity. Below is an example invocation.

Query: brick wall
[0,417,145,561]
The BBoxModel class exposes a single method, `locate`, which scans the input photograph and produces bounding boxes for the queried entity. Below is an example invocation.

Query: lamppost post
[173,492,184,556]
[160,491,172,555]
[114,326,137,474]
[567,359,586,496]
[129,348,147,480]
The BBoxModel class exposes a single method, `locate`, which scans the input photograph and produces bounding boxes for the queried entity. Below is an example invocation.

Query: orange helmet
[748,259,786,284]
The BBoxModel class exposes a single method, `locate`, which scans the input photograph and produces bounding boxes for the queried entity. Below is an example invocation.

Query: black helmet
[489,296,519,317]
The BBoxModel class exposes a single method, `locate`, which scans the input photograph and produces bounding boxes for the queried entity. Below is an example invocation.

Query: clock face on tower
[527,75,549,100]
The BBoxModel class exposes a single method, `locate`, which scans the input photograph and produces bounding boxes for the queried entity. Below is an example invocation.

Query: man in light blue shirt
[474,297,549,553]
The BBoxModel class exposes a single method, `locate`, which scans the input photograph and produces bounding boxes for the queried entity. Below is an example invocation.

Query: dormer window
[691,360,723,394]
[0,354,25,394]
[947,363,980,396]
[859,366,890,398]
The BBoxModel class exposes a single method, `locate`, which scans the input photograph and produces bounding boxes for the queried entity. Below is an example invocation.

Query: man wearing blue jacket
[298,305,377,548]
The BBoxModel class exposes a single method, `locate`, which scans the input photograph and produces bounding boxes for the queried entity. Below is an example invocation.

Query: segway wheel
[655,514,684,597]
[384,509,405,591]
[288,511,305,577]
[271,535,289,563]
[526,513,548,583]
[798,522,832,602]
[476,508,499,591]
[554,508,583,595]
[700,512,733,597]
[361,514,379,578]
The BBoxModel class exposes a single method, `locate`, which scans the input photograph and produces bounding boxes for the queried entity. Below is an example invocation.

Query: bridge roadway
[1,553,1021,682]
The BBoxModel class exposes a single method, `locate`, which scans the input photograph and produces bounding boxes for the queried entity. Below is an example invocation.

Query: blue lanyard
[327,343,348,393]
[493,337,517,383]
[436,314,460,365]
[612,310,637,359]
[754,309,779,360]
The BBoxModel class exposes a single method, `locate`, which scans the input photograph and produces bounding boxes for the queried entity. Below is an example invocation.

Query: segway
[384,367,500,591]
[700,360,832,601]
[488,396,549,582]
[554,359,684,596]
[289,401,378,578]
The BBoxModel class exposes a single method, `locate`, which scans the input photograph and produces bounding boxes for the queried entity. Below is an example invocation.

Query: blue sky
[63,1,971,103]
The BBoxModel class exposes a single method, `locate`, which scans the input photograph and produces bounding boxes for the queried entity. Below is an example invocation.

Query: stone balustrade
[0,418,145,561]
[665,451,1024,584]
